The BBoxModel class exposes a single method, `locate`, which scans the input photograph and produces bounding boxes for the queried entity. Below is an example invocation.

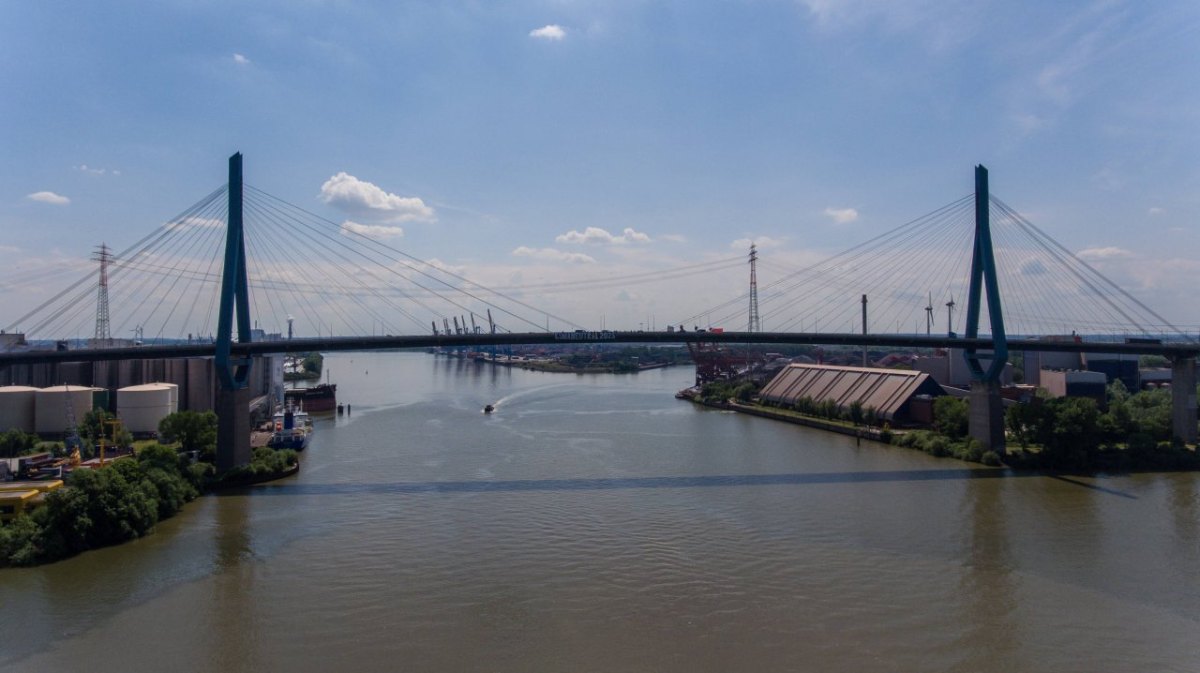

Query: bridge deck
[1,331,1196,366]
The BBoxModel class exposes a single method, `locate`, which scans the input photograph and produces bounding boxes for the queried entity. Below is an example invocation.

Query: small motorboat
[483,404,495,414]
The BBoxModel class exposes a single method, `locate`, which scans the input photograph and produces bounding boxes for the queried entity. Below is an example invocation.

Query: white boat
[268,405,312,450]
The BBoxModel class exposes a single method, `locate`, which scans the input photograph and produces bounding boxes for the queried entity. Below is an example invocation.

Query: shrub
[879,424,894,444]
[933,397,969,440]
[1127,432,1156,453]
[0,515,42,566]
[926,436,951,458]
[219,447,298,484]
[980,450,1003,466]
[953,438,983,463]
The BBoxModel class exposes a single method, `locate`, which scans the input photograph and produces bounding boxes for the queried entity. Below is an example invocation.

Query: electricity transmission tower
[747,244,760,332]
[93,243,112,344]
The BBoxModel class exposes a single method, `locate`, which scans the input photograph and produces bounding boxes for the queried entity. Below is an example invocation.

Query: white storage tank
[117,383,179,435]
[0,385,40,433]
[35,385,102,435]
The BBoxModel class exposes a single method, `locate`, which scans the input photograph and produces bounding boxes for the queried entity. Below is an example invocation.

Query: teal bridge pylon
[963,164,1008,384]
[215,152,252,392]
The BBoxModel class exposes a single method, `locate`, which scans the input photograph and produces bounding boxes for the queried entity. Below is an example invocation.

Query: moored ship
[267,406,312,450]
[284,383,337,413]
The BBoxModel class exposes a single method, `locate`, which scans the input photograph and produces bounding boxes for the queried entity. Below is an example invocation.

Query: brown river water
[2,352,1199,672]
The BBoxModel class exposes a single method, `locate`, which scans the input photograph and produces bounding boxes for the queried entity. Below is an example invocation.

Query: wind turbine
[924,292,935,336]
[945,295,956,337]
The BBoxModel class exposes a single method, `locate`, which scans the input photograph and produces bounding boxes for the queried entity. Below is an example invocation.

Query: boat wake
[488,382,573,411]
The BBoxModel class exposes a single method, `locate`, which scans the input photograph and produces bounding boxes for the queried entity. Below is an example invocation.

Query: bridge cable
[245,185,583,331]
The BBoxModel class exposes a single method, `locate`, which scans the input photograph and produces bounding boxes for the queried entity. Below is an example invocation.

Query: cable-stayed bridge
[2,154,1196,466]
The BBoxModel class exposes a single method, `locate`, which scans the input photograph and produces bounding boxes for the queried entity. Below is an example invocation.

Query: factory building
[1039,370,1108,405]
[759,363,946,424]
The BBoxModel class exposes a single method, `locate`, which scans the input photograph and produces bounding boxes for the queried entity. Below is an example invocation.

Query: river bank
[1,444,299,568]
[679,390,888,442]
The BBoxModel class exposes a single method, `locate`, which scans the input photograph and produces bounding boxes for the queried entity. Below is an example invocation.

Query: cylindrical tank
[92,388,111,412]
[0,386,40,433]
[35,385,101,435]
[117,383,179,435]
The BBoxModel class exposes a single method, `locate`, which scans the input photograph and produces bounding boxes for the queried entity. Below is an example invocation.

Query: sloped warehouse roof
[758,364,944,421]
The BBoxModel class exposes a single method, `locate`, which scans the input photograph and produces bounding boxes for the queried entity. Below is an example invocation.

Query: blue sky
[2,0,1198,335]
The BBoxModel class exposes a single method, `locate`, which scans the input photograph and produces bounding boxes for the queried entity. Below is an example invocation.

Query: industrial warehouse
[757,363,946,425]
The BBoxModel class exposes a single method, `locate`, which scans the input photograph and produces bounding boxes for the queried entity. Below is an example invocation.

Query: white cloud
[731,236,785,250]
[319,172,435,223]
[425,257,467,276]
[75,164,117,176]
[340,220,404,239]
[167,215,223,230]
[26,191,69,205]
[1077,246,1132,260]
[798,0,981,51]
[823,206,859,224]
[529,24,566,40]
[1032,20,1108,109]
[512,246,595,264]
[556,226,651,245]
[658,234,686,243]
[1148,207,1165,216]
[233,53,250,65]
[1126,258,1200,291]
[1090,166,1126,192]
[1013,113,1047,134]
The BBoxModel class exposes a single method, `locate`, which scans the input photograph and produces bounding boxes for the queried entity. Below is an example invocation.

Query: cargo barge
[284,383,337,413]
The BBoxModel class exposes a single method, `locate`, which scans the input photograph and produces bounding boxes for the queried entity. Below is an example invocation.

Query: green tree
[302,352,323,375]
[3,435,207,567]
[158,410,218,458]
[0,513,43,566]
[933,396,969,440]
[1041,397,1101,468]
[1139,354,1170,368]
[1127,389,1172,440]
[133,443,199,518]
[1098,400,1132,445]
[1107,379,1131,404]
[37,465,157,558]
[81,409,133,452]
[0,428,38,458]
[848,401,865,425]
[1006,401,1048,450]
[863,406,879,427]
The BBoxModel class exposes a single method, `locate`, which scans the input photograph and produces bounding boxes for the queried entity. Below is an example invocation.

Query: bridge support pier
[216,376,252,471]
[969,380,1006,454]
[1171,357,1197,446]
